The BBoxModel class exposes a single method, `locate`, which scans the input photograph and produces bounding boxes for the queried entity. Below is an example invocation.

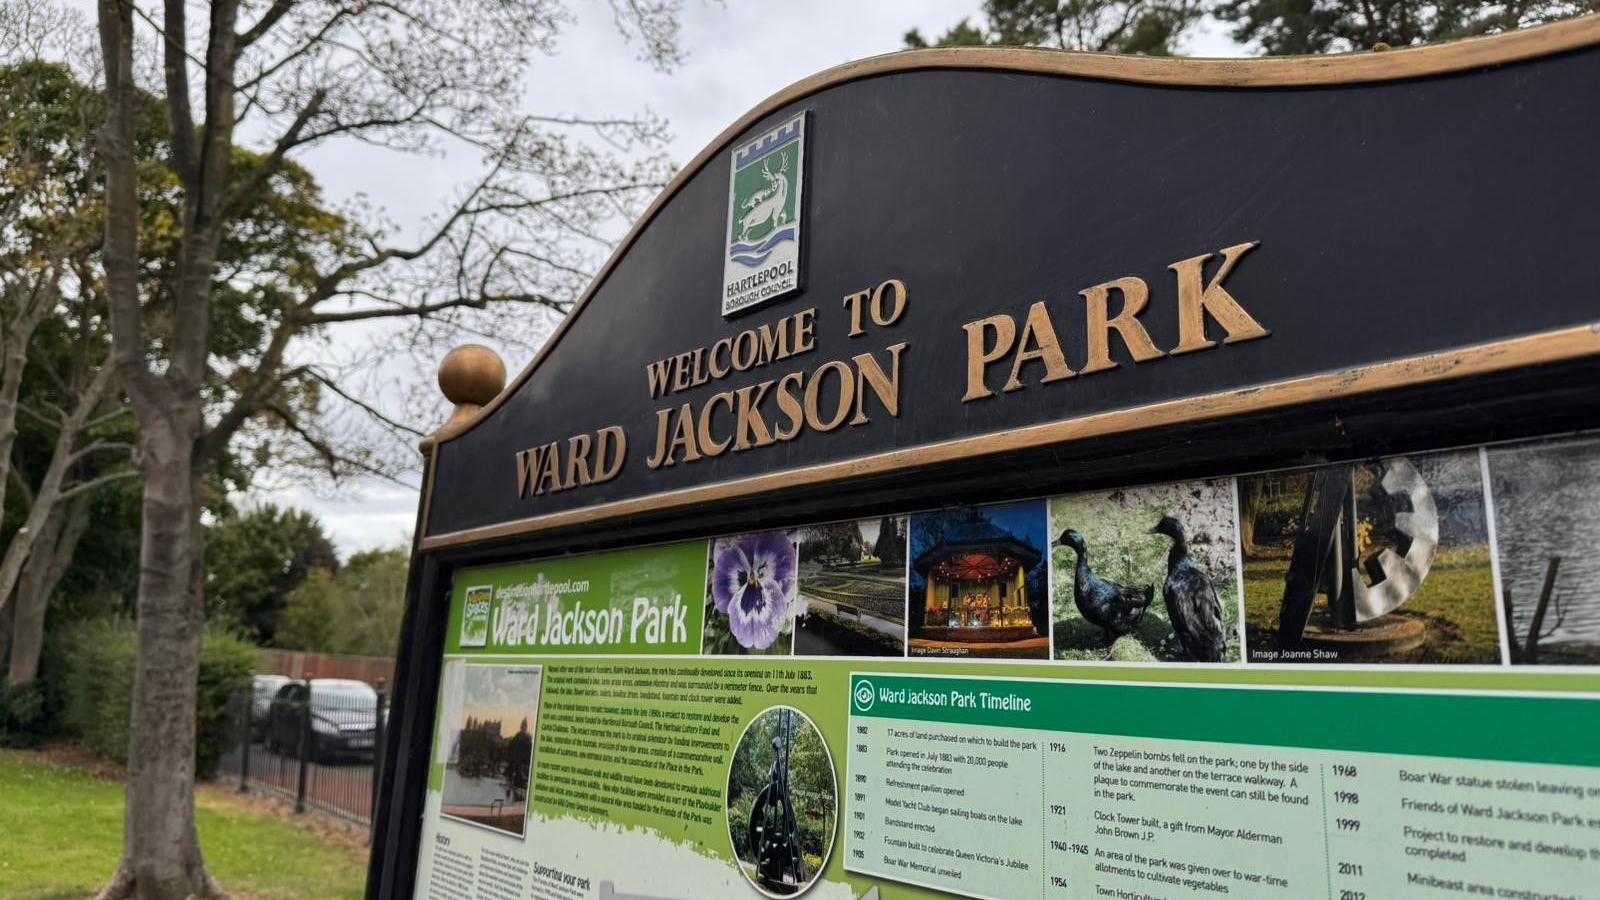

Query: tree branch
[265,400,408,487]
[237,0,294,47]
[163,0,198,183]
[307,369,424,438]
[298,291,562,324]
[57,468,140,501]
[86,404,132,431]
[220,87,326,218]
[98,0,164,407]
[7,463,33,511]
[69,440,135,465]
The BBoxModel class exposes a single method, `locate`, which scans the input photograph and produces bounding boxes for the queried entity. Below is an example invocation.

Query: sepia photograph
[436,662,542,838]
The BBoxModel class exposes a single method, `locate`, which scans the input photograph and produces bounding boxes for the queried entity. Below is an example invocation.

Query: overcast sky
[262,1,1248,555]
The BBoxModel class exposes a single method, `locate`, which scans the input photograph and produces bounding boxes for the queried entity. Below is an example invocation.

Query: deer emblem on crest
[737,154,790,242]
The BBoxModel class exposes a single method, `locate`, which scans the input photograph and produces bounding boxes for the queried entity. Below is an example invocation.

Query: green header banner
[446,541,707,655]
[849,673,1600,768]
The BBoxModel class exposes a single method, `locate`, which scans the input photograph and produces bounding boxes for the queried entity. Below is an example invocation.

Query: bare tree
[91,0,684,896]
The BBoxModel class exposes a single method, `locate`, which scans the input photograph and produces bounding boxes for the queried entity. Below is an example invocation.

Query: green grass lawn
[0,748,367,899]
[1242,545,1502,664]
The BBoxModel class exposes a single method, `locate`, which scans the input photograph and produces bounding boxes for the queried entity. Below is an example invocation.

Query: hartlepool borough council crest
[722,112,805,316]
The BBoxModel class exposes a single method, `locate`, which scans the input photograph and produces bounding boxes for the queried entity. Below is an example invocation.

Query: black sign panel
[422,33,1600,545]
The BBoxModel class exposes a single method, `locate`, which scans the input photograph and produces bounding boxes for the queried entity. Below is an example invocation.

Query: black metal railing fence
[219,677,389,834]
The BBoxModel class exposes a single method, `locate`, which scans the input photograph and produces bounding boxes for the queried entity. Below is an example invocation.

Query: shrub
[0,680,49,747]
[56,618,258,777]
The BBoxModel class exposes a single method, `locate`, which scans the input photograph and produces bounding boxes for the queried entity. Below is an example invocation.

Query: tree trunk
[1238,477,1262,554]
[0,363,115,616]
[95,0,224,892]
[96,420,221,900]
[0,280,56,523]
[0,587,14,673]
[6,494,90,685]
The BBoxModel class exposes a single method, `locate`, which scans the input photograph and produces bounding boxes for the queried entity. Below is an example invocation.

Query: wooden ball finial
[423,344,506,451]
[437,344,506,407]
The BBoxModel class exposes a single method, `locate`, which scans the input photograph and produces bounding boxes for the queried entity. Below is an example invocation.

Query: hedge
[0,680,49,747]
[55,618,259,778]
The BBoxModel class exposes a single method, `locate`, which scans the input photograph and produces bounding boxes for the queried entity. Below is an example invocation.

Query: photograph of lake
[435,662,543,837]
[1489,435,1600,665]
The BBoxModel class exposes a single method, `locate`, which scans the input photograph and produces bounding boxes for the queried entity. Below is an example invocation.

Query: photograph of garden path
[793,517,908,657]
[437,663,542,837]
[1239,450,1501,664]
[1050,479,1242,663]
[1489,435,1600,665]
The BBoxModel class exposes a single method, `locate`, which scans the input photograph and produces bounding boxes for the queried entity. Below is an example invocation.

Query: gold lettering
[734,381,776,450]
[670,352,694,392]
[851,342,907,424]
[732,331,758,371]
[757,321,789,365]
[662,404,701,466]
[870,279,907,327]
[1079,277,1164,375]
[515,447,542,497]
[842,290,870,337]
[563,433,592,489]
[646,408,673,469]
[709,338,732,379]
[535,441,562,494]
[773,371,806,441]
[1170,241,1269,355]
[794,308,816,354]
[963,314,1017,401]
[698,392,735,456]
[689,347,709,388]
[645,359,672,399]
[1004,302,1075,392]
[804,361,855,432]
[593,426,626,483]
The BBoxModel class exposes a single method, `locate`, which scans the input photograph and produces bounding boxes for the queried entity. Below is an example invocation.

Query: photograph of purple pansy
[703,530,798,655]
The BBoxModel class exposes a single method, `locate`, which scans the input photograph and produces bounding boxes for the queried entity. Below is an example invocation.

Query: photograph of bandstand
[907,501,1051,659]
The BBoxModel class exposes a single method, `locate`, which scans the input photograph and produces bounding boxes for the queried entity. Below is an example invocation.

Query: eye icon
[853,681,875,712]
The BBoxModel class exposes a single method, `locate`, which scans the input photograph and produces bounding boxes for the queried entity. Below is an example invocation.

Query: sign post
[369,19,1600,900]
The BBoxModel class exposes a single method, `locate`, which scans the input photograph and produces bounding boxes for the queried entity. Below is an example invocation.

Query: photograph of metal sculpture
[792,516,908,657]
[726,706,837,897]
[1489,435,1600,665]
[1239,450,1500,664]
[1049,479,1242,663]
[435,661,541,837]
[907,500,1051,659]
[702,530,799,655]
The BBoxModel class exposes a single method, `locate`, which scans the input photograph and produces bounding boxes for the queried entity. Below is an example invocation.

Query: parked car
[266,678,379,761]
[250,674,291,740]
